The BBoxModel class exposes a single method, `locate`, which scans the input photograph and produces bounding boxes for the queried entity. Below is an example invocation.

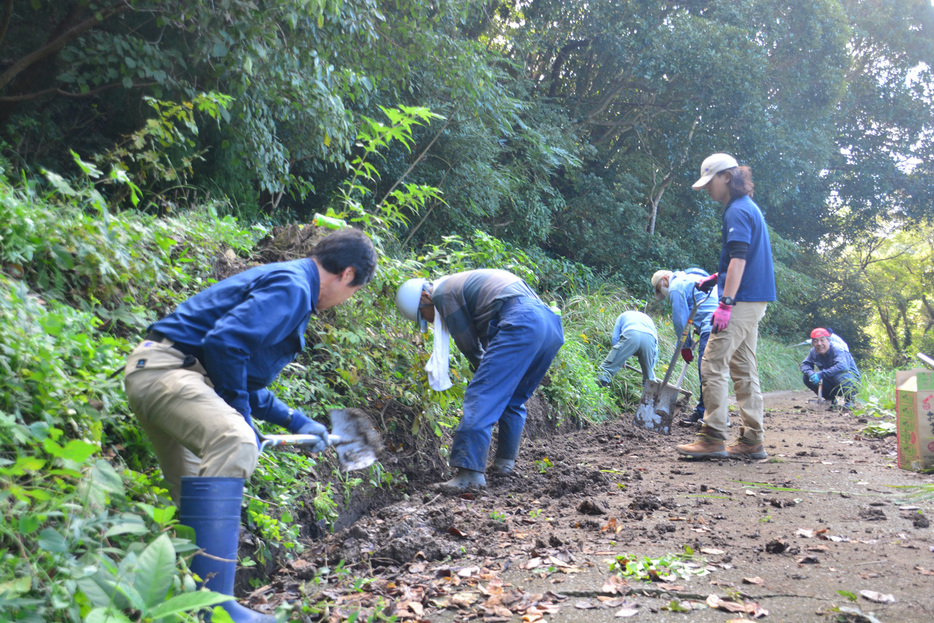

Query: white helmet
[396,278,429,332]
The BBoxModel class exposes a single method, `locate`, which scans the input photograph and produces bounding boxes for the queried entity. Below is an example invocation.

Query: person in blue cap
[396,269,564,489]
[651,268,718,425]
[124,227,377,622]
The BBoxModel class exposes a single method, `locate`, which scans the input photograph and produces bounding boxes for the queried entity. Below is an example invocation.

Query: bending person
[124,228,377,622]
[597,310,658,387]
[651,268,718,425]
[396,269,564,489]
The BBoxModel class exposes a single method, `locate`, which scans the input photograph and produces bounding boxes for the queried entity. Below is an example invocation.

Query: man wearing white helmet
[396,269,564,488]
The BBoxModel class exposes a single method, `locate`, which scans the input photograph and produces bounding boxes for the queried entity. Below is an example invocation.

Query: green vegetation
[609,549,710,583]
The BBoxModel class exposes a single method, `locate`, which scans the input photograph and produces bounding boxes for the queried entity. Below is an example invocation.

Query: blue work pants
[450,298,564,472]
[598,329,658,385]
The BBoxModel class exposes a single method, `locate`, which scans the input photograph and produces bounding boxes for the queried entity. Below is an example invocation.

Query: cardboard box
[895,369,934,471]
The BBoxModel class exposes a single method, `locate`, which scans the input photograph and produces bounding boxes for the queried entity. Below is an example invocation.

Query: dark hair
[310,228,378,286]
[725,165,755,199]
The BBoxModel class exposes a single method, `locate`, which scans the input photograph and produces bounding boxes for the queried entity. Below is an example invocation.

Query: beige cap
[651,270,672,300]
[651,270,671,290]
[692,153,738,189]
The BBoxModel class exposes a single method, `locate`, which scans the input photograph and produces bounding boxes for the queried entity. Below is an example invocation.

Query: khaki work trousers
[699,302,767,443]
[124,338,259,503]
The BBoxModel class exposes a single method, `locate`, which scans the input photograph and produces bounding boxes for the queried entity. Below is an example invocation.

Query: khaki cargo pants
[124,338,259,503]
[699,302,768,443]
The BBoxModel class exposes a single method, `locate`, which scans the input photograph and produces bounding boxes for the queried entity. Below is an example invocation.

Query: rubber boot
[180,477,276,623]
[439,468,486,489]
[492,457,515,474]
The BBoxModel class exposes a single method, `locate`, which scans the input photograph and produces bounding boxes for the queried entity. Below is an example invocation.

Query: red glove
[711,302,732,333]
[696,273,718,293]
[681,348,694,363]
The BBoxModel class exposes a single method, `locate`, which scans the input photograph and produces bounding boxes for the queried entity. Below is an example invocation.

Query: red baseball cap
[810,328,830,339]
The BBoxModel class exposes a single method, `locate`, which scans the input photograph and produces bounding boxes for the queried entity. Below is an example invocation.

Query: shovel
[634,288,711,434]
[256,408,382,471]
[807,365,828,408]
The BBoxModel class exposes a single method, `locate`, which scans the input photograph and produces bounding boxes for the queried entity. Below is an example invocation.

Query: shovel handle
[257,432,342,453]
[656,287,712,398]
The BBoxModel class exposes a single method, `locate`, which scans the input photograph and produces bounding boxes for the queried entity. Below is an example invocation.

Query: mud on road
[255,391,934,622]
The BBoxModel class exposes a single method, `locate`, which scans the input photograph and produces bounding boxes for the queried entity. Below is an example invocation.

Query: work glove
[809,372,822,385]
[295,419,331,453]
[681,348,694,364]
[711,302,731,334]
[696,273,718,293]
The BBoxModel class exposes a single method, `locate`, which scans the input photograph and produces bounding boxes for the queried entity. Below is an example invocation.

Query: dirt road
[271,390,934,622]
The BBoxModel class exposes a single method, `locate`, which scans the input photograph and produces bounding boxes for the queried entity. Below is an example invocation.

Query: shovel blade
[329,408,382,471]
[634,381,672,434]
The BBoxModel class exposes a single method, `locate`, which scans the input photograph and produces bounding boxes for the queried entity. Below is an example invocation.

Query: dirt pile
[246,390,934,622]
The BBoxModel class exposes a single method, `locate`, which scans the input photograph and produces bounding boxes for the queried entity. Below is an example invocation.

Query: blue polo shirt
[717,195,776,302]
[149,259,319,431]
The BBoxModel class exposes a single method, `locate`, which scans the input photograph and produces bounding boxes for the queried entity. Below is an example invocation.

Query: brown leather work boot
[726,437,767,460]
[675,436,727,459]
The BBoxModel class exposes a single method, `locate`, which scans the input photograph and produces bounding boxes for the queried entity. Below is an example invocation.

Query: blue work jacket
[149,259,319,431]
[667,268,717,348]
[612,311,657,345]
[717,195,776,302]
[801,345,861,381]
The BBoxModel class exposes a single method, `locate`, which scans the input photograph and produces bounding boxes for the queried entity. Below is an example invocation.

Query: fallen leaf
[656,582,684,591]
[525,557,542,570]
[796,528,816,538]
[602,517,618,532]
[574,600,597,609]
[602,575,628,594]
[742,577,764,585]
[915,566,934,576]
[614,602,639,617]
[483,604,513,617]
[700,547,725,556]
[450,592,480,608]
[457,566,480,578]
[598,597,629,607]
[706,595,748,613]
[796,555,820,565]
[860,590,895,604]
[448,526,467,538]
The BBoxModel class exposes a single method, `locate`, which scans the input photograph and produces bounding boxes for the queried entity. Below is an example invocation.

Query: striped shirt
[432,269,540,368]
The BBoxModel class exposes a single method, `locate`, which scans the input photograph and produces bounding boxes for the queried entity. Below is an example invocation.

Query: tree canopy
[2,0,933,352]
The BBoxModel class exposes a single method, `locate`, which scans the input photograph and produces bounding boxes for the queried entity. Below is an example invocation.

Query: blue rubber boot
[180,477,276,623]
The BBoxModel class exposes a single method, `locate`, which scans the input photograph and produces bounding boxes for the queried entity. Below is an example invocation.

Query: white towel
[425,312,453,391]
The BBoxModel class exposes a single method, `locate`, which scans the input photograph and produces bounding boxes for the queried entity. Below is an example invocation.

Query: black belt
[143,330,200,365]
[144,330,167,343]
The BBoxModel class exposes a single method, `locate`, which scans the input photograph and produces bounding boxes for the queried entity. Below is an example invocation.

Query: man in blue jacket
[597,310,658,387]
[124,227,377,623]
[652,268,718,425]
[801,327,861,409]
